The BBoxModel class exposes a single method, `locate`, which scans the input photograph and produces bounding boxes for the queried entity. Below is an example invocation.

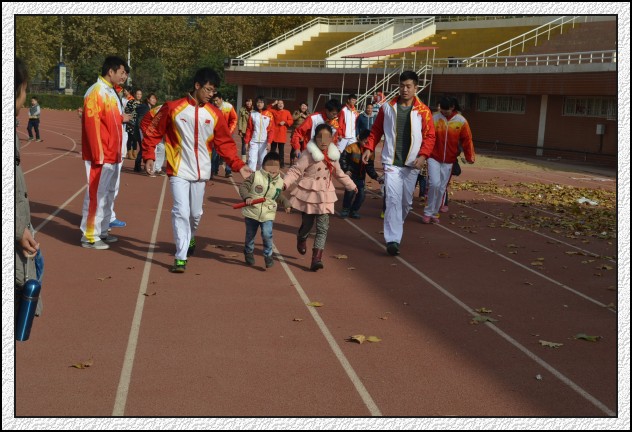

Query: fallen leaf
[509,251,518,254]
[539,340,563,348]
[530,261,543,266]
[96,276,112,282]
[574,333,602,342]
[366,336,382,343]
[228,253,239,258]
[600,264,613,270]
[524,281,533,285]
[535,374,543,381]
[142,292,157,296]
[209,244,221,248]
[292,318,303,322]
[307,301,323,307]
[70,358,94,369]
[126,266,135,270]
[470,315,498,324]
[438,252,450,258]
[333,254,348,259]
[475,307,492,314]
[536,257,545,261]
[506,244,519,248]
[347,266,356,270]
[348,335,366,344]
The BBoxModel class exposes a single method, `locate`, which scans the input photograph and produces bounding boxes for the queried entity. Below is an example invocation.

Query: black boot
[297,236,307,255]
[310,248,324,271]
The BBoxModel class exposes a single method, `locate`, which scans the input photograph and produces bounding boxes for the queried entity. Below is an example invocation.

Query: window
[477,95,525,114]
[255,87,296,101]
[563,97,617,118]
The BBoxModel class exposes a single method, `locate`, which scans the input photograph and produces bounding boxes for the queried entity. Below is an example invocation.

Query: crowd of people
[16,56,475,281]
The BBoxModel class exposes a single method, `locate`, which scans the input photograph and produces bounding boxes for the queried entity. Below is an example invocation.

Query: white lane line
[112,175,168,416]
[32,185,87,234]
[408,208,615,312]
[228,178,382,416]
[454,200,615,263]
[23,128,78,175]
[273,246,382,416]
[344,219,616,416]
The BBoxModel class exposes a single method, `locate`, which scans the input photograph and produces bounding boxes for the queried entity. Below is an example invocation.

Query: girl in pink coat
[284,123,357,271]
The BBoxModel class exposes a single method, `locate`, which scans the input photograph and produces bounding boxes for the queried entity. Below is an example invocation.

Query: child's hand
[353,187,358,194]
[245,198,253,206]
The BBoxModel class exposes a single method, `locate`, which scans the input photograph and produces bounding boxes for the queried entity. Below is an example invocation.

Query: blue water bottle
[16,279,41,341]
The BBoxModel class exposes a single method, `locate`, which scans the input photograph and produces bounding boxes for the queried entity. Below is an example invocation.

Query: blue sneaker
[109,219,127,228]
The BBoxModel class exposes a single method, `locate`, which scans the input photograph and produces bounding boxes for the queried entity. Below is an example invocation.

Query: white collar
[306,141,340,162]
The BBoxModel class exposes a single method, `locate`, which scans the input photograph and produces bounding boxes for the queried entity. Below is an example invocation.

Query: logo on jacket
[255,185,264,194]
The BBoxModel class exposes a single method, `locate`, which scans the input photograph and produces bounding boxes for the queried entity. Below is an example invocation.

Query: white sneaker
[81,238,110,249]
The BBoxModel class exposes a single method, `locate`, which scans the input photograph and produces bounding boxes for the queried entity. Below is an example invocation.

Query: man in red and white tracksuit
[80,56,131,250]
[142,68,251,273]
[423,97,475,223]
[336,93,359,152]
[363,70,436,256]
[244,96,274,172]
[290,99,342,161]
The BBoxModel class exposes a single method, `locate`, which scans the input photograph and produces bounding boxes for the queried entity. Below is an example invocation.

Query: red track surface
[9,109,623,424]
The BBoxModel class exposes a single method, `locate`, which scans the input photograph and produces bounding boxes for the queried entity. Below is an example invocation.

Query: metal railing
[228,49,616,70]
[465,15,585,66]
[392,16,435,44]
[437,50,616,68]
[433,15,528,22]
[237,16,396,59]
[326,19,394,57]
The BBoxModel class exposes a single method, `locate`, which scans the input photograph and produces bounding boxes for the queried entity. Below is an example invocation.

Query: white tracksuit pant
[170,176,206,261]
[424,158,453,217]
[383,164,420,244]
[110,129,127,223]
[81,161,118,242]
[248,141,267,172]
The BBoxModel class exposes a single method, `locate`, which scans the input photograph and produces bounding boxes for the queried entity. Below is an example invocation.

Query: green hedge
[27,94,84,111]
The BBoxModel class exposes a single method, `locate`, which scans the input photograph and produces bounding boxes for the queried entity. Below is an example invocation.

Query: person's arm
[291,115,311,151]
[362,107,385,163]
[244,115,253,145]
[213,107,247,175]
[238,173,256,200]
[228,107,238,134]
[333,160,358,192]
[460,120,475,164]
[266,112,275,145]
[283,153,308,190]
[82,88,106,165]
[337,108,347,138]
[284,110,293,128]
[142,103,170,163]
[365,155,379,180]
[417,105,436,159]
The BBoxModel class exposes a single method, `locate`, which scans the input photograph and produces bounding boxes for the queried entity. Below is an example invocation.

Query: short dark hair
[31,96,38,101]
[213,91,223,100]
[358,129,370,141]
[254,96,266,112]
[347,93,357,100]
[193,67,220,88]
[15,57,29,101]
[438,96,454,110]
[314,122,333,138]
[324,99,342,113]
[101,56,129,77]
[399,70,418,85]
[263,151,281,166]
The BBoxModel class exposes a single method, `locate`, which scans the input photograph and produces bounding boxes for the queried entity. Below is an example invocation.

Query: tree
[15,16,61,81]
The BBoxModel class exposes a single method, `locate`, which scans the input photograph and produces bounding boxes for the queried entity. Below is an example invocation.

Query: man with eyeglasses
[142,67,252,273]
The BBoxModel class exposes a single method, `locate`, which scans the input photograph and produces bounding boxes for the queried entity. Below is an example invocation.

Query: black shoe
[264,255,274,268]
[187,238,196,257]
[386,242,400,256]
[244,252,255,266]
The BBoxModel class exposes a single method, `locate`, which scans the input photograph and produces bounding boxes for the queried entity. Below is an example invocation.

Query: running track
[8,109,624,425]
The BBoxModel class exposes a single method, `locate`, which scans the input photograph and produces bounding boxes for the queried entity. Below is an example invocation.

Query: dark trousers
[270,142,285,166]
[342,179,366,212]
[27,119,40,139]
